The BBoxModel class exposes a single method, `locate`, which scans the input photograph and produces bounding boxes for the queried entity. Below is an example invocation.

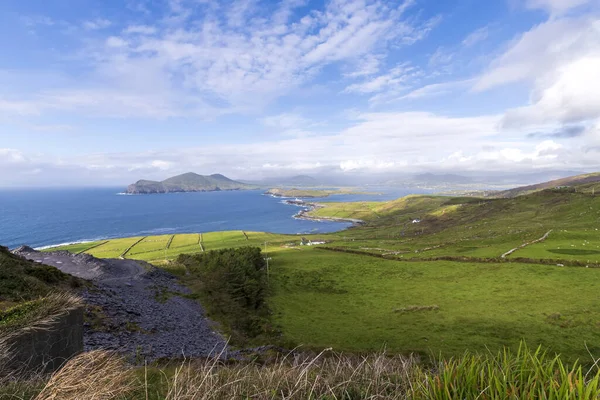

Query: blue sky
[1,0,599,186]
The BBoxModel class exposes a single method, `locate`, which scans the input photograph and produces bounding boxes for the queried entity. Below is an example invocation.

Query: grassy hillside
[493,172,600,198]
[311,190,600,261]
[0,246,76,310]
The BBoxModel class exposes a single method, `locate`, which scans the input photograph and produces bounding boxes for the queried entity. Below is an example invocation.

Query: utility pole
[266,257,270,280]
[264,241,270,281]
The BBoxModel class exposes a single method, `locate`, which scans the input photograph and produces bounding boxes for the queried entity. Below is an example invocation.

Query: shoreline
[34,239,99,251]
[27,198,360,251]
[283,199,366,227]
[265,188,382,199]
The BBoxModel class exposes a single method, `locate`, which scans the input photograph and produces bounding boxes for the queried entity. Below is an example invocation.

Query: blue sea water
[0,187,426,249]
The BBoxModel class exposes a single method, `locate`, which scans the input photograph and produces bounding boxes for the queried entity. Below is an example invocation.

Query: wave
[34,239,102,251]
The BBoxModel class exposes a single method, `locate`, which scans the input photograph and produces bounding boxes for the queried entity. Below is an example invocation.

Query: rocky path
[14,247,228,361]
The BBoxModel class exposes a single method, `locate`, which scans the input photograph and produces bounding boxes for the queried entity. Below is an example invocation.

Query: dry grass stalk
[162,348,417,399]
[34,350,135,400]
[0,293,83,341]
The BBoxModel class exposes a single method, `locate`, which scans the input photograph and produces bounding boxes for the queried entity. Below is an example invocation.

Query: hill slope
[492,172,600,198]
[126,172,255,194]
[0,246,72,307]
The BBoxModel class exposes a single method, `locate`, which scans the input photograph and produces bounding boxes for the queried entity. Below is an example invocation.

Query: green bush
[0,247,73,303]
[24,265,68,284]
[176,247,271,343]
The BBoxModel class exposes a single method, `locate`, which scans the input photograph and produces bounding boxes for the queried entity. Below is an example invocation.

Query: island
[264,187,375,198]
[126,172,256,194]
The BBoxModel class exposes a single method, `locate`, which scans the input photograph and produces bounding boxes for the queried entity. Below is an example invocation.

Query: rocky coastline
[283,199,365,226]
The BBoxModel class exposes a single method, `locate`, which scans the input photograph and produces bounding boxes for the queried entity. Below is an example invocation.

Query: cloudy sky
[1,0,599,186]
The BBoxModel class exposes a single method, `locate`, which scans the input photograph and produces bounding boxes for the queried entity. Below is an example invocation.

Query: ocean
[0,187,427,249]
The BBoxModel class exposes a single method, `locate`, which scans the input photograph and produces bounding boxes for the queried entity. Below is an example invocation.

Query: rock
[12,245,36,255]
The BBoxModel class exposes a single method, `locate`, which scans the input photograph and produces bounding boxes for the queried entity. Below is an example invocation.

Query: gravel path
[13,247,228,361]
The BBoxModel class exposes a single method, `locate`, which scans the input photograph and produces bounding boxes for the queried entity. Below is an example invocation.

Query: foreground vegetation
[5,343,600,399]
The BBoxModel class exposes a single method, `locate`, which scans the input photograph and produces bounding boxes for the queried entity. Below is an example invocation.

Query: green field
[45,187,600,361]
[40,241,106,254]
[270,248,600,363]
[169,233,200,249]
[86,236,145,258]
[510,229,600,262]
[47,231,300,263]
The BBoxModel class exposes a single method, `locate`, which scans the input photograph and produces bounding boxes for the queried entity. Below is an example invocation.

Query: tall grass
[35,350,135,400]
[416,343,600,400]
[2,343,596,400]
[156,349,415,399]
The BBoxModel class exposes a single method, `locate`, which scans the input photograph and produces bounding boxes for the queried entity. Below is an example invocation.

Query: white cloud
[503,55,600,127]
[428,47,454,68]
[525,0,592,15]
[462,26,489,47]
[444,140,568,171]
[6,0,600,186]
[0,98,41,116]
[474,17,599,91]
[339,159,399,171]
[6,0,438,119]
[20,16,55,28]
[3,108,599,186]
[473,13,600,147]
[106,36,128,48]
[261,113,308,130]
[123,25,157,35]
[344,63,417,94]
[83,18,112,30]
[398,79,473,100]
[343,54,384,78]
[0,149,27,164]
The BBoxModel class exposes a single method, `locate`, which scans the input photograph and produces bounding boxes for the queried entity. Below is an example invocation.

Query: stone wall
[3,307,84,374]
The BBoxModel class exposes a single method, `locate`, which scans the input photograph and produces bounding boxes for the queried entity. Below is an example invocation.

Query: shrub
[176,247,270,343]
[0,247,70,302]
[24,265,68,284]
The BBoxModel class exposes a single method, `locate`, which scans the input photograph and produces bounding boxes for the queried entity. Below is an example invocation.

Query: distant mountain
[242,175,320,187]
[126,173,256,194]
[493,172,600,198]
[282,175,319,186]
[413,173,473,185]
